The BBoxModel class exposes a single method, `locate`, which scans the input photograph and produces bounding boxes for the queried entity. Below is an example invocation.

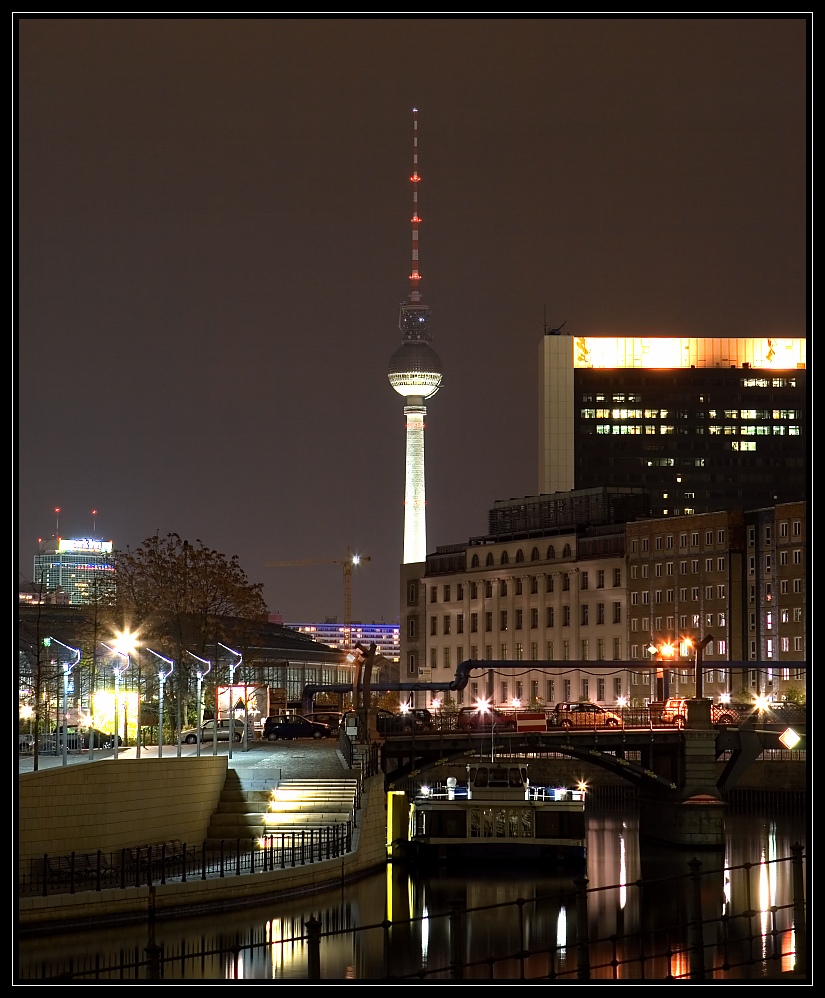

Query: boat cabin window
[468,766,528,789]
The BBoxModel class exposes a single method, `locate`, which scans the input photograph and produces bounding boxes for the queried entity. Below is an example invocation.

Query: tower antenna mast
[409,107,422,304]
[388,108,444,564]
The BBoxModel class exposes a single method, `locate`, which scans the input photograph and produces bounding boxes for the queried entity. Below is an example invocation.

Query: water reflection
[17,808,806,981]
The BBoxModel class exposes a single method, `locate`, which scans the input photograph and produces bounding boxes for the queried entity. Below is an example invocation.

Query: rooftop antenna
[543,307,567,336]
[54,507,61,537]
[92,509,97,534]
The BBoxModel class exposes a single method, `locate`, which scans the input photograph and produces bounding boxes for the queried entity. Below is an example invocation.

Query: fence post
[305,916,322,980]
[574,876,590,980]
[687,857,706,980]
[791,842,807,976]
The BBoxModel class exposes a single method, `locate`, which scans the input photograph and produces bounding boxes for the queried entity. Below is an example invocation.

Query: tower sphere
[388,340,443,399]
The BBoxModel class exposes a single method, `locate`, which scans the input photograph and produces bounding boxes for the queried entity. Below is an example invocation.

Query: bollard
[574,876,590,979]
[687,857,706,980]
[305,916,322,979]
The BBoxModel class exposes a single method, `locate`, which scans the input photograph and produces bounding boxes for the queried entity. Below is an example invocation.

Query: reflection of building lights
[556,905,567,949]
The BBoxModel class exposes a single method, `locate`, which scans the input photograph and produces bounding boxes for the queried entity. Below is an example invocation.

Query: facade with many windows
[539,334,806,518]
[288,621,400,662]
[744,501,807,693]
[401,498,806,710]
[625,510,745,702]
[32,538,116,606]
[400,490,637,710]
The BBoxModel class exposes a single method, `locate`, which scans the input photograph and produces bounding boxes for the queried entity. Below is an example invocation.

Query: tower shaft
[403,405,427,563]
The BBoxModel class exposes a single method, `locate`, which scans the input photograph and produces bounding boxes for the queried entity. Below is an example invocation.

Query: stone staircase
[205,772,360,849]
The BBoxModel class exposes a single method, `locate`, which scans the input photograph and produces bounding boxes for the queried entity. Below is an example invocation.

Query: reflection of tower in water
[388,108,443,564]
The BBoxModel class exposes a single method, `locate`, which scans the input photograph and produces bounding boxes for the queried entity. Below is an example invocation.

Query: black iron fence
[17,847,806,981]
[19,824,354,898]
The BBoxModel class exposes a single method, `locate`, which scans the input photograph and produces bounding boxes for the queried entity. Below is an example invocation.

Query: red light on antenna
[411,215,421,222]
[410,173,420,182]
[409,273,421,280]
[54,507,61,514]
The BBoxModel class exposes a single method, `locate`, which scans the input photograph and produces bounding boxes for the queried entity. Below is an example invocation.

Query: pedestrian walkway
[18,739,355,784]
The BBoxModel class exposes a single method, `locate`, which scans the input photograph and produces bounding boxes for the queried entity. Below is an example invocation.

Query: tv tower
[388,108,443,564]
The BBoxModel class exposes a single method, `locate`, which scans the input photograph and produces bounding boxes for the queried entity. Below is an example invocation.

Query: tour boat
[406,760,586,864]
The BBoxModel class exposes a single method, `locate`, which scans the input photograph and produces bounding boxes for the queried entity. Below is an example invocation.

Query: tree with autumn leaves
[112,533,269,735]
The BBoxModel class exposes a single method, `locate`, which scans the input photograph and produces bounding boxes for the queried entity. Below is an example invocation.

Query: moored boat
[406,760,586,864]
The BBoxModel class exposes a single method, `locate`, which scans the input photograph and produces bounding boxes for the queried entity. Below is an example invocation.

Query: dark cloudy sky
[16,17,809,624]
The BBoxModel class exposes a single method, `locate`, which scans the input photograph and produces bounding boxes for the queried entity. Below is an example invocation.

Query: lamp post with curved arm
[47,637,81,768]
[102,635,136,761]
[219,643,244,757]
[185,651,211,757]
[145,649,174,758]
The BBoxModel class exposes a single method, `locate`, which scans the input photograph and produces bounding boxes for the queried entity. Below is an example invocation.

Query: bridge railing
[401,702,806,733]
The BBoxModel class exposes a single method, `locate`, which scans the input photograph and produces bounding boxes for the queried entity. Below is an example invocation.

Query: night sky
[16,17,809,625]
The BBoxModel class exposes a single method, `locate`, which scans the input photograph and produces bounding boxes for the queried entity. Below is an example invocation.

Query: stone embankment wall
[18,765,387,931]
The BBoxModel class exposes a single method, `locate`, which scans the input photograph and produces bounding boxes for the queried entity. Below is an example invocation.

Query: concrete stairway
[205,772,360,848]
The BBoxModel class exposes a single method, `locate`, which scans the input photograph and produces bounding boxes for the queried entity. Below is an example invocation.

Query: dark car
[53,724,122,749]
[548,702,622,729]
[455,706,516,732]
[263,715,331,740]
[304,711,342,733]
[375,707,433,734]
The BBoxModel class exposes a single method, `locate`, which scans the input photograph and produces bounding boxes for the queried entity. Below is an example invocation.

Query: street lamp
[145,649,174,758]
[476,697,495,762]
[46,637,81,768]
[103,631,137,760]
[692,635,714,700]
[219,643,244,758]
[185,652,211,757]
[648,640,678,700]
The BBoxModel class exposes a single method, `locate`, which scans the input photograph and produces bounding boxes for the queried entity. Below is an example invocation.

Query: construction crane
[265,547,371,649]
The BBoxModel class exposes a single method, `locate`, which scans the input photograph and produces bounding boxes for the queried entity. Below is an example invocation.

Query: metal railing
[17,847,806,981]
[19,824,354,897]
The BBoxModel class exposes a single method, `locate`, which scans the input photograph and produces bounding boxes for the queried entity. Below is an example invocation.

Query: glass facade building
[32,538,116,605]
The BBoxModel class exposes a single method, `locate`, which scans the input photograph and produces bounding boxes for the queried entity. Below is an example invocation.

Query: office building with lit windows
[539,334,806,517]
[625,502,806,704]
[32,538,116,605]
[288,621,400,662]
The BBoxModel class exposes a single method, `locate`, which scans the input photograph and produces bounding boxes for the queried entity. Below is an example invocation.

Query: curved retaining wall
[18,763,387,932]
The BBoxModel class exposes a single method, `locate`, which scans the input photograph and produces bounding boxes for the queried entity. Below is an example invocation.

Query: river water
[17,804,807,982]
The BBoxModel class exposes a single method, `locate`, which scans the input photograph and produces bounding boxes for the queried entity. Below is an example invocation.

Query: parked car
[548,702,623,729]
[82,727,122,749]
[263,714,331,740]
[52,724,122,749]
[660,698,737,728]
[180,718,245,744]
[304,710,342,733]
[455,706,517,732]
[18,732,34,753]
[375,707,434,734]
